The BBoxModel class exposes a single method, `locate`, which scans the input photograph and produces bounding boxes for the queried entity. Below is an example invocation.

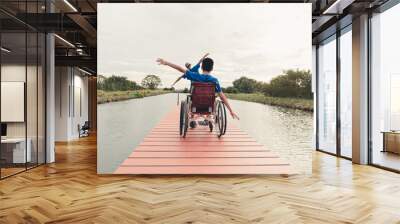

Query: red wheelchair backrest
[190,82,216,113]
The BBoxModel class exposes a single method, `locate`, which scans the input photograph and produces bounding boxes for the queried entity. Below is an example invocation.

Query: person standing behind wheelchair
[156,54,240,125]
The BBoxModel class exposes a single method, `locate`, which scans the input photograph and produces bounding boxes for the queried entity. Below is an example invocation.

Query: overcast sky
[98,3,311,89]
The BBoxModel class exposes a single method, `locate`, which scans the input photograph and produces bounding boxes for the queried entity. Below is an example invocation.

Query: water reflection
[230,100,313,173]
[97,93,177,173]
[98,93,313,174]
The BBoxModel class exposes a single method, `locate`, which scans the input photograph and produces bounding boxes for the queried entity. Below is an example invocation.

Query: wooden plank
[133,146,270,152]
[121,157,288,166]
[144,135,252,139]
[148,132,249,136]
[143,138,256,142]
[139,142,263,146]
[114,165,294,175]
[129,151,277,158]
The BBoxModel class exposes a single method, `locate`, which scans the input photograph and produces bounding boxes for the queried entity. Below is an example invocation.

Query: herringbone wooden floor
[1,135,400,224]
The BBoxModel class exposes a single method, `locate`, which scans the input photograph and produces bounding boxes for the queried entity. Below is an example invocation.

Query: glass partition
[371,3,400,171]
[339,26,352,158]
[38,32,45,165]
[1,31,28,177]
[26,0,42,169]
[317,35,337,154]
[27,30,38,169]
[0,2,46,179]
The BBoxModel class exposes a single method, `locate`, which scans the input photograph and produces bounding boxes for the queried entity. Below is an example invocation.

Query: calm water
[98,93,313,174]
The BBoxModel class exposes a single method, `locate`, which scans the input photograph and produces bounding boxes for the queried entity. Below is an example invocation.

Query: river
[98,93,313,174]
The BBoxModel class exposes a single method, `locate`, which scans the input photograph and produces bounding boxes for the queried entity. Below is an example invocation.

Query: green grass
[226,93,313,112]
[97,89,173,104]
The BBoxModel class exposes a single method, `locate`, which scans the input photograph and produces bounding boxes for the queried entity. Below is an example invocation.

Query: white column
[312,45,317,149]
[45,0,56,163]
[352,14,369,164]
[46,33,55,163]
[55,67,73,141]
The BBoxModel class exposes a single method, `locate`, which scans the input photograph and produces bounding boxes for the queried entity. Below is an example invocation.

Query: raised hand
[197,53,210,64]
[156,58,167,65]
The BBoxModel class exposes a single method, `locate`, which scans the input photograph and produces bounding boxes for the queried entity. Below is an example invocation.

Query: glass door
[317,35,337,154]
[339,26,352,158]
[370,3,400,171]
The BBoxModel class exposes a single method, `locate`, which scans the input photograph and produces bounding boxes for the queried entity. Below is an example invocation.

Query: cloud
[98,3,311,87]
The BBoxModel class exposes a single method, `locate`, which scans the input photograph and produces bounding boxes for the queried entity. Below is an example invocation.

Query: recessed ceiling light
[63,0,78,12]
[1,47,11,53]
[54,34,75,48]
[323,0,355,15]
[78,67,93,76]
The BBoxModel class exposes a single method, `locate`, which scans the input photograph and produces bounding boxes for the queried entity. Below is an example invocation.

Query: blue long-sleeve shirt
[190,63,200,73]
[183,63,222,93]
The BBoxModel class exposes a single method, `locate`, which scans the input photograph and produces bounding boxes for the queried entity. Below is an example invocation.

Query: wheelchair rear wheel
[216,101,227,138]
[180,101,189,138]
[179,101,184,135]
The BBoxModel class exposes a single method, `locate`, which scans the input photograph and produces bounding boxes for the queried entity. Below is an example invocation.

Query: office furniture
[382,131,400,154]
[79,121,90,138]
[1,138,31,164]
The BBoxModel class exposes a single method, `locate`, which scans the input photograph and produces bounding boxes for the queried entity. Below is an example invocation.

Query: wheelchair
[179,82,227,138]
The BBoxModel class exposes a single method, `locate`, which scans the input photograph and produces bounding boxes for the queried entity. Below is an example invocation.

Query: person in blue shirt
[171,53,208,87]
[184,54,203,73]
[156,54,239,120]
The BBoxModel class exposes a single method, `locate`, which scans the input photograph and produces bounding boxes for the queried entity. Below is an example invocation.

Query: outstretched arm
[219,92,239,120]
[197,53,209,65]
[157,58,186,73]
[188,53,210,73]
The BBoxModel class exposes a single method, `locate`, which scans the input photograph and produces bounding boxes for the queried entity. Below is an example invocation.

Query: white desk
[1,138,31,163]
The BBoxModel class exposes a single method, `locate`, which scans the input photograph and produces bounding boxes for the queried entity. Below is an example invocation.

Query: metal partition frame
[315,22,353,160]
[0,1,48,180]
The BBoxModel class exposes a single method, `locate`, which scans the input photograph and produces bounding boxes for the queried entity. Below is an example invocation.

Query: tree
[163,87,175,91]
[264,69,312,99]
[98,75,140,91]
[232,77,259,93]
[141,75,162,90]
[224,86,239,93]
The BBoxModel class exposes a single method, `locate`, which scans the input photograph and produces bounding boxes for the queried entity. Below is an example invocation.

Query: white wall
[55,66,70,141]
[1,65,26,135]
[55,67,89,141]
[71,73,89,138]
[1,82,25,122]
[1,65,33,138]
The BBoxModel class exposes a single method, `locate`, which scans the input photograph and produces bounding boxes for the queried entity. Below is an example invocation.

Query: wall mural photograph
[97,3,312,175]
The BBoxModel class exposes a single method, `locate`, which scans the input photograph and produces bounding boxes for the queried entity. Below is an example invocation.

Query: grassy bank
[226,93,313,112]
[97,89,173,104]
